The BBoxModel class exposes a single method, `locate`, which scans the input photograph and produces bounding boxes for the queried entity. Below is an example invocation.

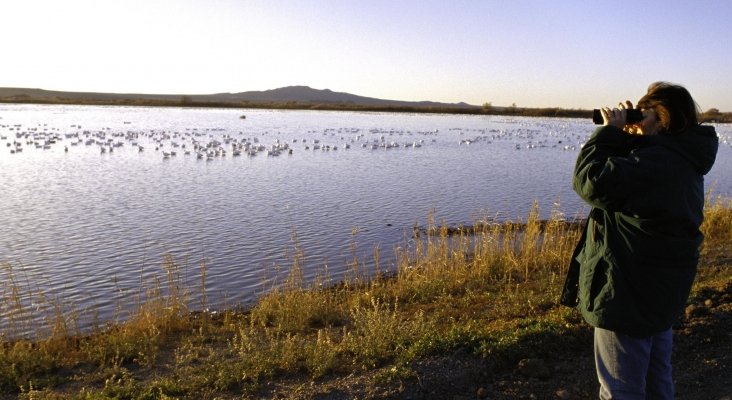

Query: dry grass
[1,199,730,399]
[701,194,732,256]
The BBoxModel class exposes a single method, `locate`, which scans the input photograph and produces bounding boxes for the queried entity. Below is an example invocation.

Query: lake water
[1,104,730,332]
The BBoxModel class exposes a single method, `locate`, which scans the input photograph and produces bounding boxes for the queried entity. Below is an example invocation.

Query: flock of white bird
[2,121,593,159]
[1,123,445,159]
[11,118,723,160]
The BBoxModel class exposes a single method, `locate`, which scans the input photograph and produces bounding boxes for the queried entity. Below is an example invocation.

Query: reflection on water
[1,104,730,330]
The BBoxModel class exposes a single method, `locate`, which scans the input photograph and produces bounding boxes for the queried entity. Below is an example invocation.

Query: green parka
[560,124,718,337]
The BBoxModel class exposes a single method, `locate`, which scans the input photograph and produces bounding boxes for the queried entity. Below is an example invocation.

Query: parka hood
[646,124,719,175]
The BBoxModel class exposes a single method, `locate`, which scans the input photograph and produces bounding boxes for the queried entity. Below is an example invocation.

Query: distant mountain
[0,85,480,109]
[0,87,184,102]
[209,86,478,108]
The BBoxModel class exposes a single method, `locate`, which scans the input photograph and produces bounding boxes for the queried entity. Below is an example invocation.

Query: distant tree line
[698,108,732,123]
[1,94,730,123]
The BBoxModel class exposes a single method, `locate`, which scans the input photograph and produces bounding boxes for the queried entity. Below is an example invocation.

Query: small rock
[555,389,571,399]
[476,387,490,399]
[704,298,714,307]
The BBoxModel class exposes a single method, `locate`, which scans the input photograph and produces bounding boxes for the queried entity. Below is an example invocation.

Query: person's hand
[621,101,643,135]
[601,101,635,131]
[601,100,638,134]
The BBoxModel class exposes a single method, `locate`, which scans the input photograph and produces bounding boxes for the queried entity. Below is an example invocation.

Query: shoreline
[4,98,731,124]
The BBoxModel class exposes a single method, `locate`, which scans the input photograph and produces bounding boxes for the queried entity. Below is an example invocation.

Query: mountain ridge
[0,85,480,109]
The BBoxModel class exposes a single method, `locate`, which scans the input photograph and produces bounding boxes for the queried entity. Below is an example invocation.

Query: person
[560,82,719,399]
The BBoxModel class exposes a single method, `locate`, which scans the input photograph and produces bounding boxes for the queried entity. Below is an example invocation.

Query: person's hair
[636,82,700,135]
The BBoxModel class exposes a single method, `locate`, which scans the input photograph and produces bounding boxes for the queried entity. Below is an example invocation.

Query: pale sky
[2,0,731,111]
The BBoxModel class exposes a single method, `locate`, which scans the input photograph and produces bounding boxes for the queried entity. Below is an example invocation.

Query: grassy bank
[2,197,731,399]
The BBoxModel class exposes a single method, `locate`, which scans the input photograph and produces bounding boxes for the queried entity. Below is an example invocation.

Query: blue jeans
[594,327,674,399]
